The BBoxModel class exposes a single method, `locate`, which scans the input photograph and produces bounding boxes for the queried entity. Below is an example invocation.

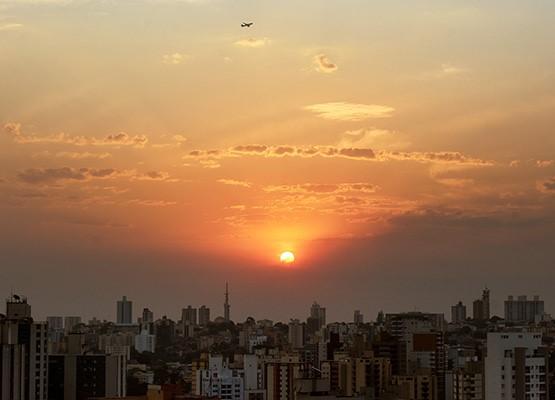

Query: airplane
[241,22,254,27]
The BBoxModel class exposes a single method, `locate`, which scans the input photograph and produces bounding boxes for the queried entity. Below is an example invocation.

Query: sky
[1,0,555,323]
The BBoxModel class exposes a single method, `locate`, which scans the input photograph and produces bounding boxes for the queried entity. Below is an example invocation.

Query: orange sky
[1,0,554,321]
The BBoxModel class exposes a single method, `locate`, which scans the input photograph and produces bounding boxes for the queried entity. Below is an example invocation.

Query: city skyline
[1,1,555,325]
[5,286,549,325]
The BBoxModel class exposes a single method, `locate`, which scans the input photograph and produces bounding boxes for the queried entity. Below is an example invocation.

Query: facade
[182,306,198,326]
[141,308,154,324]
[450,361,484,400]
[199,306,211,326]
[450,302,466,324]
[135,330,156,353]
[196,355,245,400]
[353,310,364,325]
[0,296,48,400]
[64,317,82,334]
[48,354,126,400]
[117,296,133,325]
[288,319,304,349]
[472,288,490,322]
[309,302,326,331]
[485,332,547,400]
[504,295,545,323]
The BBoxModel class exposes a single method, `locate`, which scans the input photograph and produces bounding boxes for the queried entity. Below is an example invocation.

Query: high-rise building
[135,329,156,353]
[48,353,126,400]
[0,296,48,400]
[485,332,547,400]
[224,283,231,322]
[141,308,154,324]
[288,319,304,349]
[64,316,82,334]
[46,316,64,331]
[504,295,545,323]
[472,288,490,321]
[310,301,326,325]
[116,296,133,325]
[451,301,467,324]
[182,305,198,326]
[354,310,364,325]
[199,305,210,326]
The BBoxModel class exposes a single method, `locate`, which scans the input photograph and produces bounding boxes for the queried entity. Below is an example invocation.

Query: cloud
[163,53,188,65]
[304,102,394,121]
[339,129,411,150]
[133,171,175,181]
[17,167,175,185]
[217,179,253,188]
[0,23,23,31]
[539,177,555,193]
[234,37,270,48]
[33,150,112,159]
[184,144,491,167]
[3,123,148,148]
[17,167,121,184]
[440,63,467,76]
[536,160,554,168]
[313,54,338,74]
[127,199,178,207]
[263,183,378,195]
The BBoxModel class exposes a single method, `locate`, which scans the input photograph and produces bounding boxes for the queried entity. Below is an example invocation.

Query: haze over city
[1,0,555,323]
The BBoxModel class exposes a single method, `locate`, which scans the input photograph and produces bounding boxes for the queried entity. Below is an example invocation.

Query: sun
[279,251,295,264]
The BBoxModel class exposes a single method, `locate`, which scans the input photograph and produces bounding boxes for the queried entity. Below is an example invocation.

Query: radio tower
[224,282,230,322]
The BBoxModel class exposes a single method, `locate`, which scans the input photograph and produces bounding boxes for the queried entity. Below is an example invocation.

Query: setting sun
[280,251,295,264]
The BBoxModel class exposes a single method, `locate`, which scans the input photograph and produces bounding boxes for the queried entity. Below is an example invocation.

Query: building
[451,302,466,324]
[117,296,133,325]
[485,332,548,400]
[141,308,154,324]
[504,295,545,323]
[450,361,484,400]
[199,306,210,326]
[48,353,126,400]
[353,310,363,325]
[0,296,48,400]
[134,330,156,353]
[472,288,490,322]
[265,357,304,400]
[196,355,244,400]
[288,319,304,349]
[182,306,198,326]
[309,302,326,331]
[64,316,82,334]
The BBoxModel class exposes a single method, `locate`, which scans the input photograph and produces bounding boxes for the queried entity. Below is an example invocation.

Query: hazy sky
[1,0,555,323]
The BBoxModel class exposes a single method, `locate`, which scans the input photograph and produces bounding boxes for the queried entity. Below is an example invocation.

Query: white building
[135,330,156,353]
[196,355,245,400]
[485,332,547,400]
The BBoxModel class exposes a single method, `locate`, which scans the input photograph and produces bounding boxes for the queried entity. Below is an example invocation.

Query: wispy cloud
[162,53,188,65]
[17,167,175,185]
[234,37,270,48]
[263,183,378,195]
[0,23,23,31]
[217,179,253,188]
[304,102,394,121]
[313,54,338,74]
[184,144,491,167]
[33,150,112,159]
[4,123,148,148]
